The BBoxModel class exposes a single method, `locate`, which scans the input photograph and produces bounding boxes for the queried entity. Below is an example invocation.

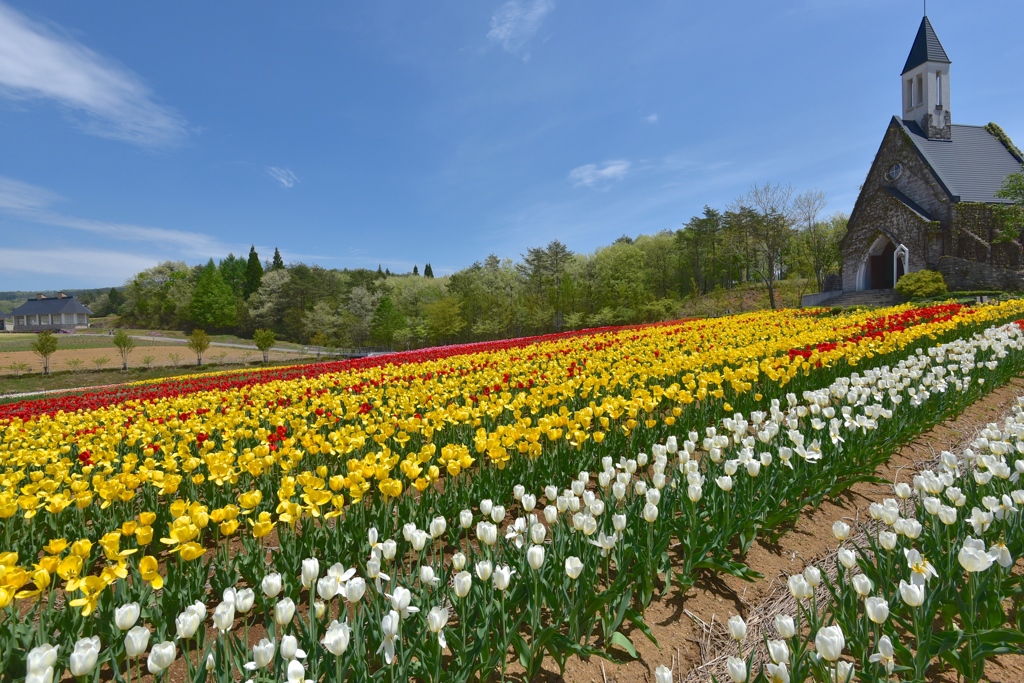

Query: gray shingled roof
[8,296,92,317]
[898,118,1023,203]
[902,16,950,75]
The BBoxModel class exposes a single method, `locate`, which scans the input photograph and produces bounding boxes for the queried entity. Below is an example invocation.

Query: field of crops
[3,302,1024,682]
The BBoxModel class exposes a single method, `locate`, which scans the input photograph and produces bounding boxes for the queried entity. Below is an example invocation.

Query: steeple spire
[902,16,950,76]
[901,16,952,140]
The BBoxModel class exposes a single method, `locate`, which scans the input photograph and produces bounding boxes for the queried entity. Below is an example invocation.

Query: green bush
[895,269,947,299]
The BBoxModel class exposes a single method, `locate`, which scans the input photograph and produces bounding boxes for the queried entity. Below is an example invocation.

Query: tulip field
[4,301,1024,682]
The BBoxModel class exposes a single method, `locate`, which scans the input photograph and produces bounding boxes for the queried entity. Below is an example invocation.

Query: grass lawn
[76,326,309,351]
[0,333,178,353]
[0,358,316,403]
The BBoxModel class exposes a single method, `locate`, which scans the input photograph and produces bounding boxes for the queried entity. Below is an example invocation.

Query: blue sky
[1,0,1022,290]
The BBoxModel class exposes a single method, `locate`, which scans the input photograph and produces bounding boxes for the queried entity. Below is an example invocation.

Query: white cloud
[266,166,299,188]
[487,0,554,57]
[0,247,156,281]
[0,175,230,257]
[568,159,631,188]
[0,2,187,147]
[645,113,659,124]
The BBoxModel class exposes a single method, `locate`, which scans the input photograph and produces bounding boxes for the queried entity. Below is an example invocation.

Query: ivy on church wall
[953,202,1024,270]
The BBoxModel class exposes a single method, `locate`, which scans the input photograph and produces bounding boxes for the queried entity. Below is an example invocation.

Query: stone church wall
[951,203,1023,270]
[937,256,1024,291]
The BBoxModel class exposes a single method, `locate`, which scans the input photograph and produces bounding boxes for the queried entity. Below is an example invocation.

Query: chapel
[837,16,1023,296]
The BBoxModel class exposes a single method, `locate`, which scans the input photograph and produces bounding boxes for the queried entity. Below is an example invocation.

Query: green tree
[218,253,247,297]
[423,263,434,278]
[253,328,276,363]
[412,265,419,276]
[106,287,126,315]
[191,259,238,330]
[309,331,331,359]
[244,246,264,299]
[187,329,211,366]
[423,296,465,344]
[272,248,285,270]
[735,183,796,310]
[112,329,136,370]
[370,296,406,347]
[30,330,58,375]
[996,171,1024,242]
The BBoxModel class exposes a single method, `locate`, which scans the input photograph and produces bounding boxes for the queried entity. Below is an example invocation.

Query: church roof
[884,187,934,221]
[902,16,950,75]
[897,118,1023,203]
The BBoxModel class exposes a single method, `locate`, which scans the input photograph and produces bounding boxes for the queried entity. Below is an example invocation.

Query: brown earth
[0,345,297,376]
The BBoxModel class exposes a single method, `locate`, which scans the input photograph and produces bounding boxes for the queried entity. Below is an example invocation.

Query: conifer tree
[272,248,285,270]
[424,263,434,278]
[413,265,419,276]
[244,246,264,298]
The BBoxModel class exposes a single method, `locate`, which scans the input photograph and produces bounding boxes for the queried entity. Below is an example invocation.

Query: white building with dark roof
[833,16,1024,300]
[5,293,93,332]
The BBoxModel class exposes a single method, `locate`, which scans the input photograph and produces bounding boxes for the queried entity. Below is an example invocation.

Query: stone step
[823,289,904,308]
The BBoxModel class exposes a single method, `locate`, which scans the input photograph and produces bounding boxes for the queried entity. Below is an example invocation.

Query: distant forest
[23,183,848,349]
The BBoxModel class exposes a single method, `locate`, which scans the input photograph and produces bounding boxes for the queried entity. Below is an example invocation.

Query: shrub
[895,269,947,299]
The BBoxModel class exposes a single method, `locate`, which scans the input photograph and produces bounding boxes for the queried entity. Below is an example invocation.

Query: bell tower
[901,16,951,140]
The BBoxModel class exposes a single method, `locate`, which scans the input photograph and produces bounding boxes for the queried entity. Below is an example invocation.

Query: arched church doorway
[857,235,905,290]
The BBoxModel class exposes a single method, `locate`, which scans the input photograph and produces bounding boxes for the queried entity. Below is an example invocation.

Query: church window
[907,79,914,107]
[916,74,923,106]
[936,72,942,106]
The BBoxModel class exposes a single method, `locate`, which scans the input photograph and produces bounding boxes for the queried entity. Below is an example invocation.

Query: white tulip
[275,597,296,626]
[643,503,659,523]
[716,475,733,492]
[544,505,558,524]
[852,574,873,598]
[727,615,746,642]
[775,614,796,639]
[344,577,367,603]
[814,625,845,662]
[527,545,546,571]
[235,587,255,614]
[317,575,339,601]
[213,601,235,632]
[788,574,813,600]
[959,537,999,572]
[767,638,789,665]
[837,547,857,569]
[459,509,473,529]
[727,656,746,683]
[490,505,506,524]
[262,572,283,598]
[493,564,515,591]
[766,661,790,683]
[115,603,141,631]
[378,610,400,665]
[175,607,202,639]
[899,579,925,607]
[477,521,498,546]
[381,539,397,560]
[869,635,895,675]
[454,571,472,598]
[429,516,447,539]
[865,596,889,624]
[322,620,351,656]
[654,664,673,683]
[388,586,419,618]
[124,626,150,658]
[246,638,276,669]
[280,633,307,660]
[411,529,429,552]
[301,557,320,589]
[803,566,821,588]
[427,606,450,649]
[286,659,309,683]
[832,521,851,541]
[565,556,584,579]
[475,560,493,582]
[69,637,100,677]
[147,641,176,674]
[522,494,537,512]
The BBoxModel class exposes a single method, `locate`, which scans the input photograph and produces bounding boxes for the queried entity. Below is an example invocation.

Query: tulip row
[6,314,1024,681]
[713,343,1024,683]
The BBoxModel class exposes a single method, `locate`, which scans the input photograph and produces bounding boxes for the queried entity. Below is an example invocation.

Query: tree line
[101,183,845,349]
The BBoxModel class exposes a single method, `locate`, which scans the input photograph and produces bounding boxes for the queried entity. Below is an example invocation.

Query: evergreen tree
[191,259,238,329]
[107,287,126,314]
[424,263,434,278]
[385,267,392,276]
[413,265,419,276]
[370,296,406,347]
[272,248,285,270]
[244,246,264,298]
[377,264,384,275]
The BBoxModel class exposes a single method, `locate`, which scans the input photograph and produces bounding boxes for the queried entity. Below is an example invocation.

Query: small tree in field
[30,331,58,375]
[112,329,136,370]
[187,329,211,366]
[253,328,276,363]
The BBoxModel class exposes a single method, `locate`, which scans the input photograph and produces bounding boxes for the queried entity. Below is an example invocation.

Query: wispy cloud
[0,2,187,147]
[645,113,659,124]
[266,166,299,188]
[0,247,157,282]
[568,160,631,188]
[487,0,554,58]
[0,175,229,256]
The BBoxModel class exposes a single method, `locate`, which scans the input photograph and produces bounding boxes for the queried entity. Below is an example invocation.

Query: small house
[7,293,92,332]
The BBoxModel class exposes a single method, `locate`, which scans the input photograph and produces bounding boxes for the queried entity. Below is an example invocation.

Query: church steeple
[901,16,951,140]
